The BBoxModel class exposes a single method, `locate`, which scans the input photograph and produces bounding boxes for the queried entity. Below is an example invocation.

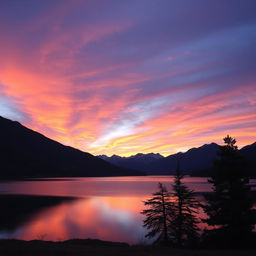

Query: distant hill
[99,153,164,171]
[239,142,256,159]
[239,142,256,177]
[0,116,143,179]
[99,142,256,176]
[150,143,220,175]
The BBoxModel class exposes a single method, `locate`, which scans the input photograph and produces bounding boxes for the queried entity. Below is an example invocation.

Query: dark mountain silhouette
[239,142,256,177]
[99,153,164,171]
[150,143,220,175]
[240,142,256,159]
[99,142,256,176]
[0,116,143,179]
[98,143,219,175]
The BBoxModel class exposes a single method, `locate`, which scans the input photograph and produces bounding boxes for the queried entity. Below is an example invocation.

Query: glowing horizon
[0,0,255,157]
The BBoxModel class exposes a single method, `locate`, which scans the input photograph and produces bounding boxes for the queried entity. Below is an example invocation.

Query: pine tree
[141,183,173,244]
[203,135,256,247]
[169,164,201,247]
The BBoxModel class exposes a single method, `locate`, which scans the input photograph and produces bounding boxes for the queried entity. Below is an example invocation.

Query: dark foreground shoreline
[0,239,255,256]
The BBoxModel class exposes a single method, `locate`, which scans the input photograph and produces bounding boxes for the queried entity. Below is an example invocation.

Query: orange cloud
[0,1,255,156]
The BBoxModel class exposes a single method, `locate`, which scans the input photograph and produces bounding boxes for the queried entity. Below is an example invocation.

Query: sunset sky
[0,0,255,156]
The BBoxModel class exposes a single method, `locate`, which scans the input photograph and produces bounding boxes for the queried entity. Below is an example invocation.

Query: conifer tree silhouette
[203,135,256,247]
[169,163,201,247]
[141,183,173,244]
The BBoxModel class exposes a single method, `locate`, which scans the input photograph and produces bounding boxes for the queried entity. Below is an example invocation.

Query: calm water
[0,176,255,244]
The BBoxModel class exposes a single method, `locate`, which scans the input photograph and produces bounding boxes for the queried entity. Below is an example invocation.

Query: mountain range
[1,116,255,179]
[0,116,142,179]
[98,142,256,176]
[98,153,164,172]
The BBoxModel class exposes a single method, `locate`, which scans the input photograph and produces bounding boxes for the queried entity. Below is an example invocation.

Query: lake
[0,176,255,244]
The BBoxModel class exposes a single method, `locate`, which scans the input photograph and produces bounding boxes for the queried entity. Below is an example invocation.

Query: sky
[0,0,256,156]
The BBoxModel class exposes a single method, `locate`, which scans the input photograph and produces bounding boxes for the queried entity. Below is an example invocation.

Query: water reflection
[0,195,148,244]
[0,176,255,244]
[0,195,77,234]
[28,197,147,243]
[0,176,211,197]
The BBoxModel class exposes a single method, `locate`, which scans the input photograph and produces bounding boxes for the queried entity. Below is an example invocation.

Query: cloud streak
[0,0,255,156]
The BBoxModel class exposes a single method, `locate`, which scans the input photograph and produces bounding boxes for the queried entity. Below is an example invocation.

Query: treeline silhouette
[141,135,256,248]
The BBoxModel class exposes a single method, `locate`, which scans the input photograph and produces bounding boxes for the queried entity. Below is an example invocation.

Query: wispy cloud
[0,0,255,155]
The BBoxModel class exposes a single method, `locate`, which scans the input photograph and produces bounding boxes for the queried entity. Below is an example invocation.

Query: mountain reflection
[0,195,77,233]
[0,195,147,244]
